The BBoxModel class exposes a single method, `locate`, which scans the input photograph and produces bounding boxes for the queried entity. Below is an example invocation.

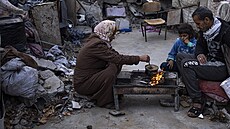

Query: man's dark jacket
[195,18,230,75]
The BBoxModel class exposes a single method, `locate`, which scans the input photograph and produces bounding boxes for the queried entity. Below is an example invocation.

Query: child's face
[179,33,189,42]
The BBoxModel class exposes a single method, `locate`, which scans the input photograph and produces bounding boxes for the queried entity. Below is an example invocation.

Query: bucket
[0,17,27,52]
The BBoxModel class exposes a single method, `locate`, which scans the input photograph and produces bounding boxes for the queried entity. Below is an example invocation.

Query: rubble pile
[0,44,96,128]
[4,89,95,128]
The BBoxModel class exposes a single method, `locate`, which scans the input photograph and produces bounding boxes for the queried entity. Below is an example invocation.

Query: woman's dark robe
[74,34,140,106]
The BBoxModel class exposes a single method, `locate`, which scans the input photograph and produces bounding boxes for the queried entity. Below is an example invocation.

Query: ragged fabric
[1,46,38,69]
[24,20,41,44]
[24,20,45,58]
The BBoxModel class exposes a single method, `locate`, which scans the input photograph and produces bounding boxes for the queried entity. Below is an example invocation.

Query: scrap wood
[75,0,86,11]
[39,106,55,124]
[60,91,74,113]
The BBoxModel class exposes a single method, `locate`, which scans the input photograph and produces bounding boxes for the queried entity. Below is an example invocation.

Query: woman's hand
[139,55,150,62]
[197,54,207,64]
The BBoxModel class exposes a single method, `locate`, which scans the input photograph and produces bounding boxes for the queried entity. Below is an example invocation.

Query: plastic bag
[220,77,230,99]
[1,58,39,99]
[1,58,25,71]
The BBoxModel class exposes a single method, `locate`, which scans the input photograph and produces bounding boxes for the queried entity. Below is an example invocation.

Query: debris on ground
[109,110,125,117]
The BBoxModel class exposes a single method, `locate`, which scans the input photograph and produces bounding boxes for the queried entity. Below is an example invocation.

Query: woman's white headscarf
[94,20,116,42]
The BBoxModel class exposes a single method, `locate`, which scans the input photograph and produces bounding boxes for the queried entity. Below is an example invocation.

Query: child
[160,23,197,72]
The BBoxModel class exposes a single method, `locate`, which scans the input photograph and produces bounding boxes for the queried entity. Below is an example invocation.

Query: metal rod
[75,0,86,12]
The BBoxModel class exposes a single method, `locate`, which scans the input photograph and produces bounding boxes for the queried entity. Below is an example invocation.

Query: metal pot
[145,64,159,76]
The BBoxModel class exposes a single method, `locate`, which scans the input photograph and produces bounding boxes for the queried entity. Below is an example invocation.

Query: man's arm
[223,28,230,48]
[195,32,208,57]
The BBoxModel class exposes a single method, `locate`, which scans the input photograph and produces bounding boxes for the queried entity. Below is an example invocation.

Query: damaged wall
[31,2,62,45]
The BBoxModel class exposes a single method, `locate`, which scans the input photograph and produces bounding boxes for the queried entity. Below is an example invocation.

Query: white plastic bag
[220,77,230,99]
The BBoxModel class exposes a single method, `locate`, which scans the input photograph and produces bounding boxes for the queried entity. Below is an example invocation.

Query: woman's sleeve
[91,43,140,65]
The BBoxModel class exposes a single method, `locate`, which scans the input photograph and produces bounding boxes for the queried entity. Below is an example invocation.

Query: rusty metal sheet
[114,87,175,94]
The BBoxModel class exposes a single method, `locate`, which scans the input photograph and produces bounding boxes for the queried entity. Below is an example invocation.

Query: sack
[220,77,230,99]
[199,80,229,103]
[1,58,39,99]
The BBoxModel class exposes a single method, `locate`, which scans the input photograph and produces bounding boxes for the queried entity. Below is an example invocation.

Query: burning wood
[150,71,164,86]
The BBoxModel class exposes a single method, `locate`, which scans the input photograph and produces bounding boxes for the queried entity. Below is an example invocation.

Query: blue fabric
[167,37,197,61]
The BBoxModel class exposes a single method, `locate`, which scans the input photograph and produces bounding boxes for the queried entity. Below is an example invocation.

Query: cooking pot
[145,64,159,76]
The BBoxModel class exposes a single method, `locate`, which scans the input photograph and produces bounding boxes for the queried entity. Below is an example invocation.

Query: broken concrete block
[43,75,64,95]
[36,84,46,95]
[30,55,57,70]
[39,70,55,80]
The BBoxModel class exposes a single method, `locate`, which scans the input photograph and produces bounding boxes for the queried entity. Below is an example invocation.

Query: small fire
[150,71,164,86]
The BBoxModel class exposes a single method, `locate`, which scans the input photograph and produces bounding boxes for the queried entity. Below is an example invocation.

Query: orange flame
[150,71,164,86]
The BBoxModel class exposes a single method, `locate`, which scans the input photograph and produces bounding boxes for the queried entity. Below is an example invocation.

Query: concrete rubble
[1,0,230,129]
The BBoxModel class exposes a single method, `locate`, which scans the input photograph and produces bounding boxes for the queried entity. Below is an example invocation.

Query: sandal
[187,102,205,118]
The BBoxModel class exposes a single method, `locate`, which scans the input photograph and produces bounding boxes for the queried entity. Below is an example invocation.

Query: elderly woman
[74,20,150,108]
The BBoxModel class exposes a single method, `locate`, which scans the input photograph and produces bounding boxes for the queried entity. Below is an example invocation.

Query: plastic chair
[140,1,167,42]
